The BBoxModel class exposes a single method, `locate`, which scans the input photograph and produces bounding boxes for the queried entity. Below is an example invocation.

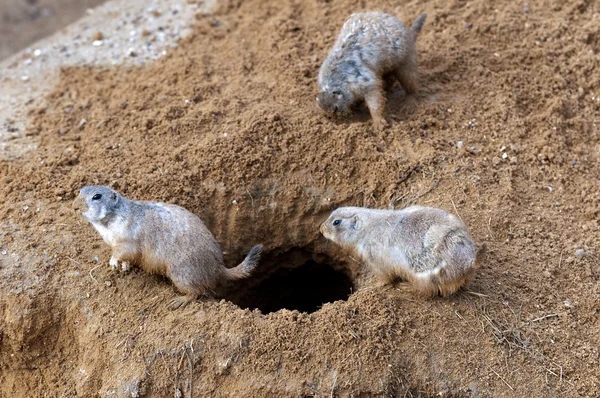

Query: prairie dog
[320,206,480,297]
[317,11,427,130]
[74,186,263,309]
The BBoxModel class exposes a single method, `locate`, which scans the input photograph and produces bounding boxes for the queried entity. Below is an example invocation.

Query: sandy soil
[0,0,106,60]
[1,0,599,397]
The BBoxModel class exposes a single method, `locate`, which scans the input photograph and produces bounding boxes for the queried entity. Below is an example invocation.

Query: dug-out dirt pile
[1,0,599,396]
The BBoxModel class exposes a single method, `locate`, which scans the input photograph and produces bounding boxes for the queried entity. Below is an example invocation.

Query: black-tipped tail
[411,13,427,35]
[224,244,263,281]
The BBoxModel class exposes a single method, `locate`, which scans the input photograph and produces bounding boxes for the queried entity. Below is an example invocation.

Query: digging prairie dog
[317,11,427,130]
[74,186,263,309]
[320,206,481,297]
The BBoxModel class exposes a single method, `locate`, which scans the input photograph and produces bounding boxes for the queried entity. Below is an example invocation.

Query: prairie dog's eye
[332,219,342,226]
[92,194,102,201]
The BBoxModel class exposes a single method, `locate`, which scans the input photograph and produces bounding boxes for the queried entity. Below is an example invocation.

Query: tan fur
[320,206,480,297]
[74,186,263,309]
[317,12,426,130]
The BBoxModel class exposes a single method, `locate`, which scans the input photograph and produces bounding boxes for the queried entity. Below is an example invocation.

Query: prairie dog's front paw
[121,261,131,272]
[372,116,389,131]
[109,257,119,270]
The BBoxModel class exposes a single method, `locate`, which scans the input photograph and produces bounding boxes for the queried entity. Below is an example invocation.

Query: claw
[167,295,195,310]
[121,261,131,272]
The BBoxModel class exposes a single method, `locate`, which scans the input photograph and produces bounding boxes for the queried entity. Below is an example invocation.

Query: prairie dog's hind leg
[167,266,206,310]
[395,57,419,95]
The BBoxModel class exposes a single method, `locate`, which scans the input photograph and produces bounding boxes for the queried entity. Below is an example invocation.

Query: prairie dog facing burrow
[317,11,427,130]
[320,206,480,297]
[74,186,263,309]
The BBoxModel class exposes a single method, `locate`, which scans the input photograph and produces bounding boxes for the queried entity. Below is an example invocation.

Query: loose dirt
[0,0,106,61]
[1,0,599,396]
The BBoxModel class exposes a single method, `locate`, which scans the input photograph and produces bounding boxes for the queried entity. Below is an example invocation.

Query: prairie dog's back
[321,205,478,296]
[335,12,413,65]
[334,206,474,273]
[134,202,223,275]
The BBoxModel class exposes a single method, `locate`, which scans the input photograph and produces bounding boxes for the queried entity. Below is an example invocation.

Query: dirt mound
[1,0,599,396]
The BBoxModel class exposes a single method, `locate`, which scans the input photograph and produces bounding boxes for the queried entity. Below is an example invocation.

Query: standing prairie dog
[317,11,427,130]
[320,206,481,297]
[74,186,263,309]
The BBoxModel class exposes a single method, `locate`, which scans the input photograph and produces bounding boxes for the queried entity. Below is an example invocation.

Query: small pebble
[1,250,7,255]
[456,141,463,149]
[33,49,42,57]
[105,281,112,287]
[92,40,103,47]
[510,156,518,164]
[563,300,572,308]
[542,270,552,278]
[547,186,553,192]
[232,200,238,205]
[94,256,99,263]
[502,153,508,159]
[575,249,585,257]
[92,31,104,41]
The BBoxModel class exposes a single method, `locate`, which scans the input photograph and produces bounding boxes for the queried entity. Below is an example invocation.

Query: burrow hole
[226,247,357,314]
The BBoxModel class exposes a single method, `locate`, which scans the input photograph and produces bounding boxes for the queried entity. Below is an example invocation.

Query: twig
[451,199,463,222]
[177,348,186,371]
[397,164,419,185]
[185,346,194,398]
[348,256,361,264]
[115,336,128,349]
[245,188,255,209]
[487,216,495,240]
[330,370,338,398]
[89,264,99,284]
[530,313,559,322]
[404,179,440,206]
[491,369,514,391]
[465,290,489,298]
[558,251,563,268]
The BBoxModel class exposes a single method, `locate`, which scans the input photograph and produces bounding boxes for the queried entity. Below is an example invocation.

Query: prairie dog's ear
[111,192,118,202]
[351,214,360,229]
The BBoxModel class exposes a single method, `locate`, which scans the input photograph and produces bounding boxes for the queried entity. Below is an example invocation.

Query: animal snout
[319,223,327,235]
